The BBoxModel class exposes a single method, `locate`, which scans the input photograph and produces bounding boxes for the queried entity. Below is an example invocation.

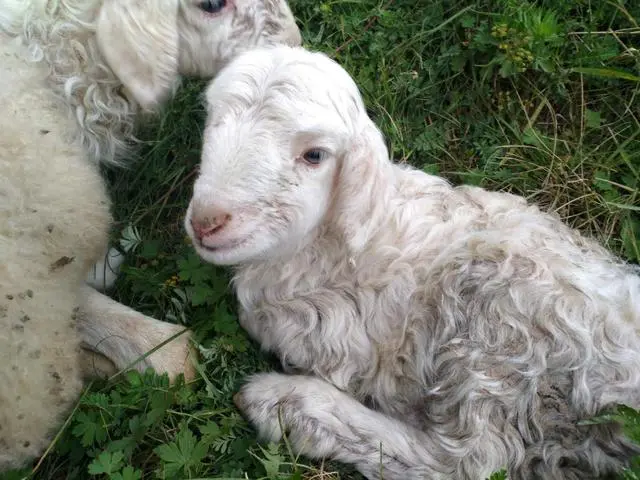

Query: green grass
[5,0,640,478]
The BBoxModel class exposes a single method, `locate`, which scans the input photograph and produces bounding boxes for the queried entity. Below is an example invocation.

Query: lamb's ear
[96,0,180,112]
[333,121,393,254]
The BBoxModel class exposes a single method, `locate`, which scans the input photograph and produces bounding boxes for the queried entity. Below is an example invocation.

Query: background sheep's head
[96,0,301,112]
[185,45,391,266]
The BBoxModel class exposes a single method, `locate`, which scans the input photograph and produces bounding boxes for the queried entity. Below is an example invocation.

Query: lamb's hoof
[233,391,245,410]
[80,349,118,380]
[233,372,302,443]
[86,247,125,292]
[142,328,198,383]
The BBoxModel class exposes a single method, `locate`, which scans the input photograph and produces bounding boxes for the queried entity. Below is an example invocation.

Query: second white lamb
[184,45,640,480]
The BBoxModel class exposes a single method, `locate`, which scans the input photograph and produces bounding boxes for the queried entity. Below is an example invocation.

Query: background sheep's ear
[333,123,393,253]
[96,0,180,112]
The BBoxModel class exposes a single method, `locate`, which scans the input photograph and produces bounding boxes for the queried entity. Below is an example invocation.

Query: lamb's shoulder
[385,166,603,267]
[392,163,534,217]
[386,172,628,309]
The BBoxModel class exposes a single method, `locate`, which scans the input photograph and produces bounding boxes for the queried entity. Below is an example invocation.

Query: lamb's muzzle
[186,45,640,479]
[189,204,232,241]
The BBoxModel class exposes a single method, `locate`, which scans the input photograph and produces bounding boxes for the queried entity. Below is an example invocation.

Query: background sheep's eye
[198,0,227,14]
[302,149,328,165]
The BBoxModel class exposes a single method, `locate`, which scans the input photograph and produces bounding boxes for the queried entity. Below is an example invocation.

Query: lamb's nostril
[190,212,232,239]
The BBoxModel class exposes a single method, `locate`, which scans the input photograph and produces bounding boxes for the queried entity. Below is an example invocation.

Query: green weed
[5,0,640,478]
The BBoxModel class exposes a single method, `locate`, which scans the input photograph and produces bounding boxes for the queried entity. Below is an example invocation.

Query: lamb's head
[96,0,301,112]
[185,45,392,266]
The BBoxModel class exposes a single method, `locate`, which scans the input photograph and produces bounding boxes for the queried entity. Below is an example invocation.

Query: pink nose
[190,207,232,240]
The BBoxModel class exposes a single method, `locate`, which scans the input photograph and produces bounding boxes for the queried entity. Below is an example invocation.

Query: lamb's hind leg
[234,372,504,480]
[77,286,197,382]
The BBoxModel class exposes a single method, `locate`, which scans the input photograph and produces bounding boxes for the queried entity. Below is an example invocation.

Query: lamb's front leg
[77,286,197,382]
[234,373,500,480]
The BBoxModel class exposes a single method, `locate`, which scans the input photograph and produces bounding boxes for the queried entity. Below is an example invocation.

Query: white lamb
[0,1,300,471]
[184,45,640,479]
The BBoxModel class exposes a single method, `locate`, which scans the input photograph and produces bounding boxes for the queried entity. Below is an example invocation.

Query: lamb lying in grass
[184,45,640,479]
[0,0,300,471]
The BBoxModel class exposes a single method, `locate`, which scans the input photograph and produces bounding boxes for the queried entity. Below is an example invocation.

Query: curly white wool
[186,45,640,479]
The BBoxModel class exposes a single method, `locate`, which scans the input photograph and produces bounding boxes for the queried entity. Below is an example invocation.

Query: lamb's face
[185,46,366,265]
[177,0,302,77]
[96,0,301,112]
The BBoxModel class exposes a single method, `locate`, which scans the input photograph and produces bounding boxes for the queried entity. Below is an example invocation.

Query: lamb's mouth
[199,236,250,253]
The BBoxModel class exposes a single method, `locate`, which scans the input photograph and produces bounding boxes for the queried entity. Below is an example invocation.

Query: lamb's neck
[235,228,348,290]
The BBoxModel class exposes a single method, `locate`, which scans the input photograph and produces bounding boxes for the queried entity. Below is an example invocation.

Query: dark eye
[198,0,227,14]
[302,149,328,165]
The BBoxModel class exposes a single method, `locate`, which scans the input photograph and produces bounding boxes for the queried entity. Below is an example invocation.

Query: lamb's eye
[198,0,227,14]
[302,149,328,165]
